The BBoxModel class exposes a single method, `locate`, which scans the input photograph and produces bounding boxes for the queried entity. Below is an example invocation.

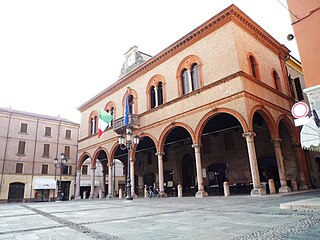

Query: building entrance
[8,182,25,203]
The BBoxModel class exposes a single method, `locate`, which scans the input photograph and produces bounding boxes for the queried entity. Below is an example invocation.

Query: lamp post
[118,127,139,201]
[54,153,68,201]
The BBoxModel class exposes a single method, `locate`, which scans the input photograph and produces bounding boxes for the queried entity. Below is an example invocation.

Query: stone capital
[155,152,165,156]
[242,131,256,140]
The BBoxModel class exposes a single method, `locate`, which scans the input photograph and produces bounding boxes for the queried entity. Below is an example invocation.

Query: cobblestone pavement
[0,190,319,239]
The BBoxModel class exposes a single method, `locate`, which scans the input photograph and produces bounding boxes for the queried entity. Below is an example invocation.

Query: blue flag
[123,96,130,126]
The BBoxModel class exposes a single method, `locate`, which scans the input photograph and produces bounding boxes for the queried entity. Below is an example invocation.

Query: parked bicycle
[146,186,160,198]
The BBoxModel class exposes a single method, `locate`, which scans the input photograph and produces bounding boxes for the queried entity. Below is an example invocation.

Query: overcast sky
[0,0,300,123]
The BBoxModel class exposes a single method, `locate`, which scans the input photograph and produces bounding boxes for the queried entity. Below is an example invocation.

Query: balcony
[113,114,139,134]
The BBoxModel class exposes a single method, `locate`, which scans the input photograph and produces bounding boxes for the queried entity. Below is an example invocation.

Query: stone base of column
[75,195,81,200]
[89,195,94,200]
[132,193,138,198]
[279,186,292,193]
[299,184,308,190]
[195,190,208,197]
[159,191,167,198]
[250,188,266,196]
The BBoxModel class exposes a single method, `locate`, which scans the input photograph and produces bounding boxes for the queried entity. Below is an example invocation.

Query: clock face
[127,53,135,66]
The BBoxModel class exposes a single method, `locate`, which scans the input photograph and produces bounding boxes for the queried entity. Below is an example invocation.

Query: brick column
[75,170,81,199]
[293,143,308,190]
[242,132,265,196]
[272,138,291,193]
[89,167,96,199]
[192,144,208,197]
[156,152,167,197]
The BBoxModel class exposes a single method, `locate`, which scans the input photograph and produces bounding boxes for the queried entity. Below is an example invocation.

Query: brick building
[76,5,313,199]
[0,107,79,202]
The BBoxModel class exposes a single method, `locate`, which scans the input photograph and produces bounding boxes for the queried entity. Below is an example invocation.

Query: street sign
[291,102,309,119]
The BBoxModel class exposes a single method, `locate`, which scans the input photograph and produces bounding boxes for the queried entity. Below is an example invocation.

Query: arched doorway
[253,112,279,193]
[8,182,25,203]
[200,112,250,195]
[162,126,194,196]
[181,154,196,196]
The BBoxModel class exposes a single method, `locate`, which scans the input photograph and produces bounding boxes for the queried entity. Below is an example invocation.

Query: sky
[0,0,300,123]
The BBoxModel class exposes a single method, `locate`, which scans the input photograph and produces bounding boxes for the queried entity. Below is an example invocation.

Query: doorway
[8,182,25,203]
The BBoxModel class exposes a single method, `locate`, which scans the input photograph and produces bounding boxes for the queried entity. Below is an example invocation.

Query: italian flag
[98,109,113,138]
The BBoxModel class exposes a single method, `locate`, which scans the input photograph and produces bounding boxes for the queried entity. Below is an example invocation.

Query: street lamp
[54,153,68,201]
[118,127,139,200]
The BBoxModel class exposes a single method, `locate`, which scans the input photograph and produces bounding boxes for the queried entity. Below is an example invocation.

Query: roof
[0,107,79,126]
[77,4,290,112]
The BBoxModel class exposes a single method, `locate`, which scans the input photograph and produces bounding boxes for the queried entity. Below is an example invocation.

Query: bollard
[99,190,103,199]
[177,184,183,198]
[119,189,123,199]
[144,185,147,198]
[291,179,298,191]
[223,181,230,197]
[268,179,276,194]
[83,191,86,200]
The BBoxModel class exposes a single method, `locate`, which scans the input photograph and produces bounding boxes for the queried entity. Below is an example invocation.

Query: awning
[300,118,320,152]
[33,178,57,189]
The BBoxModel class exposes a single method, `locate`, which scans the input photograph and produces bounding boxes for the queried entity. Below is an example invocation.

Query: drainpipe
[0,113,12,201]
[29,118,40,202]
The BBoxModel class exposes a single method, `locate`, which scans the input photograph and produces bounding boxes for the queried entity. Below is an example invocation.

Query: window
[128,94,134,114]
[272,70,280,91]
[64,146,70,158]
[18,141,26,155]
[191,64,200,91]
[16,163,23,174]
[248,55,259,79]
[157,82,163,106]
[62,165,69,175]
[65,129,71,139]
[150,86,156,108]
[89,113,98,135]
[20,123,28,133]
[43,144,50,157]
[41,164,48,174]
[82,165,88,175]
[294,77,304,101]
[45,127,51,137]
[177,55,202,96]
[182,69,190,94]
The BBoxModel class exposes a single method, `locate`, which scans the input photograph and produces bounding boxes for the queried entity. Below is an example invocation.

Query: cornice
[78,4,290,112]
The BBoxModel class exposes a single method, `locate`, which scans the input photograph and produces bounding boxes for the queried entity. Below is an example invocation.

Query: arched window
[157,82,163,106]
[177,55,203,96]
[182,69,190,95]
[272,70,280,91]
[128,94,134,114]
[249,56,257,78]
[89,113,98,136]
[106,107,115,127]
[150,86,156,109]
[191,64,200,91]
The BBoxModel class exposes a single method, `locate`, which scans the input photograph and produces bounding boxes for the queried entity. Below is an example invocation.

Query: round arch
[91,147,110,168]
[77,152,92,170]
[195,108,249,145]
[249,105,277,139]
[158,122,195,152]
[276,115,299,144]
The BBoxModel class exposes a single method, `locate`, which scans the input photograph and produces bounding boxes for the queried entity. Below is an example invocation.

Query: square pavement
[0,190,319,240]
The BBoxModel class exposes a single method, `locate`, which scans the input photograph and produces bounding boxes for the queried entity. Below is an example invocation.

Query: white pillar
[75,170,81,199]
[187,70,193,93]
[272,138,291,193]
[130,158,137,198]
[192,144,208,197]
[156,152,167,197]
[242,132,265,196]
[107,163,113,199]
[89,167,96,199]
[154,86,159,107]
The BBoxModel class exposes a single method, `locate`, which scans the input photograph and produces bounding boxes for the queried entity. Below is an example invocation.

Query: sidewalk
[0,190,319,240]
